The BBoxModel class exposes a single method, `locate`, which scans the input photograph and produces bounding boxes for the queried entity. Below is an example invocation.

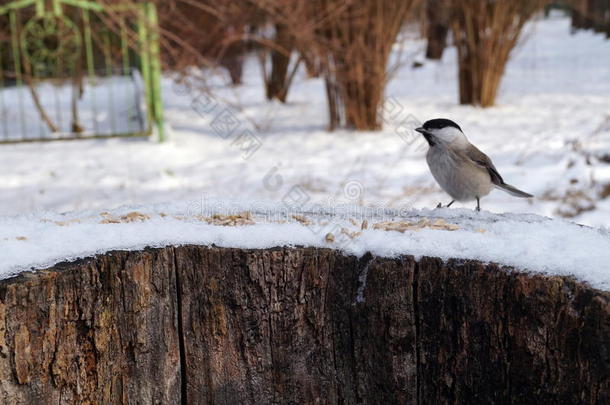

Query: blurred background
[0,0,609,226]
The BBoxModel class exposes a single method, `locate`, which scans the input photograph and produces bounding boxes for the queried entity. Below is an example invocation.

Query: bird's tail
[495,183,533,198]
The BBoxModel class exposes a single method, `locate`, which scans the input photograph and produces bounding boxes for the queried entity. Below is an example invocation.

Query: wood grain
[0,246,607,404]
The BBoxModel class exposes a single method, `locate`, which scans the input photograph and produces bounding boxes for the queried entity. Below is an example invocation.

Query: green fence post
[35,0,44,16]
[10,10,26,139]
[52,0,61,15]
[82,7,99,134]
[138,4,153,136]
[146,2,165,142]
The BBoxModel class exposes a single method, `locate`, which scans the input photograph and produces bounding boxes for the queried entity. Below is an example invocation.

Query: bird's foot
[436,200,455,209]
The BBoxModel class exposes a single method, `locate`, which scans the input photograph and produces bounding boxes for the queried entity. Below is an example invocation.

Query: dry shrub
[450,0,548,107]
[104,1,425,131]
[310,0,423,131]
[248,1,314,102]
[156,0,309,92]
[152,0,258,84]
[97,0,239,74]
[104,1,423,131]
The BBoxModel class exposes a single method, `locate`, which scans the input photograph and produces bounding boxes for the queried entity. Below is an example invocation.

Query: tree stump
[0,246,608,404]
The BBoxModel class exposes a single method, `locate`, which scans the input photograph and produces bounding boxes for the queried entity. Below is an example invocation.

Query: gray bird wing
[460,146,504,186]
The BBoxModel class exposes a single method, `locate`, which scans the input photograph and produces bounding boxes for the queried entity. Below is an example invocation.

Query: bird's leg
[475,197,481,212]
[436,200,455,209]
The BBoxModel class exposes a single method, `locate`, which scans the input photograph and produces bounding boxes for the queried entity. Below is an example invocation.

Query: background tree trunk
[425,0,450,60]
[0,246,608,404]
[571,0,610,35]
[220,49,245,86]
[265,23,295,102]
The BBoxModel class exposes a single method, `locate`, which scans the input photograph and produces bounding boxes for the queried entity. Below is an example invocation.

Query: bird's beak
[415,127,427,135]
[415,127,436,146]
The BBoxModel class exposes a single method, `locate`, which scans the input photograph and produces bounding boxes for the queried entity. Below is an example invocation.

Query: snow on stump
[0,205,609,403]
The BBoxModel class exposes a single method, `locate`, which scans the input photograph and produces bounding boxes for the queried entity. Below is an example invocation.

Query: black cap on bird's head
[416,118,462,134]
[415,118,464,146]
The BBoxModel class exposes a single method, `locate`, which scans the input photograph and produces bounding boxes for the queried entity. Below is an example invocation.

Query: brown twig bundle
[450,0,548,107]
[310,0,423,130]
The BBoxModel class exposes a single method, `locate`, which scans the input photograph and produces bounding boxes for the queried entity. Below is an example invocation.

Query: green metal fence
[0,0,165,143]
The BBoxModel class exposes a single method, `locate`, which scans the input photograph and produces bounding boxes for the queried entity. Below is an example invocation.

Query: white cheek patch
[430,127,465,143]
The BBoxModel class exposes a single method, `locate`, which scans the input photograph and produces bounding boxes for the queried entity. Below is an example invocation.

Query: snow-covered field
[1,15,609,226]
[0,14,609,285]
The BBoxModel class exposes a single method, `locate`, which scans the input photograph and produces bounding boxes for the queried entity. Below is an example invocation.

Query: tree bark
[0,246,608,404]
[425,0,450,60]
[265,23,294,103]
[220,45,245,86]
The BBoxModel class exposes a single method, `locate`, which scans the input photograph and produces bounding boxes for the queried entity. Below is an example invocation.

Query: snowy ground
[1,15,609,227]
[0,15,609,283]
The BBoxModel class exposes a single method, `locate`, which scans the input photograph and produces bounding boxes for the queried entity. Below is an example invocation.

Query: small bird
[415,118,532,211]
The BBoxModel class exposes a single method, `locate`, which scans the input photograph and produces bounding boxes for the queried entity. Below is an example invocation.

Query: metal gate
[0,0,164,143]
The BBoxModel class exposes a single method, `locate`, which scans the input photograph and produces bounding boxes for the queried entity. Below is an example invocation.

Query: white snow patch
[1,200,609,291]
[355,260,373,304]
